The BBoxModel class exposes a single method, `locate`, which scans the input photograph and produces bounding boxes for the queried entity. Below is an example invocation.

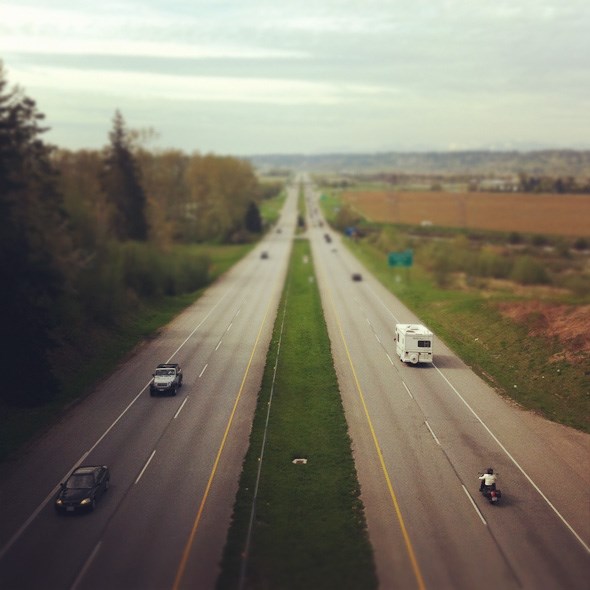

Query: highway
[1,177,589,590]
[0,185,298,590]
[306,182,590,589]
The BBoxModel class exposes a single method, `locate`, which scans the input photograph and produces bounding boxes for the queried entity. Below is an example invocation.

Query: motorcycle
[481,485,502,504]
[479,471,502,504]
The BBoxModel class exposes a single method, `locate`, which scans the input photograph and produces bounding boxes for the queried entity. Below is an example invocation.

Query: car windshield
[66,474,94,489]
[156,369,174,376]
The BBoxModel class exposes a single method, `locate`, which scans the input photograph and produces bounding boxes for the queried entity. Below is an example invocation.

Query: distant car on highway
[150,363,183,396]
[261,251,269,259]
[352,273,363,281]
[55,465,110,513]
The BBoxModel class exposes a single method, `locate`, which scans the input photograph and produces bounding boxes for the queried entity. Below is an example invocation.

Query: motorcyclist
[479,467,497,492]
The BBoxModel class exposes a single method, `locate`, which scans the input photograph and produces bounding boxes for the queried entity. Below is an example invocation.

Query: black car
[55,465,110,513]
[352,273,363,281]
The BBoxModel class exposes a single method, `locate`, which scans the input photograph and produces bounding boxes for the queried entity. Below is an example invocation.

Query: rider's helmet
[487,467,494,474]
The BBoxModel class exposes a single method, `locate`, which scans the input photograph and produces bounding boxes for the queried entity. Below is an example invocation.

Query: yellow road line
[326,283,427,590]
[172,296,274,590]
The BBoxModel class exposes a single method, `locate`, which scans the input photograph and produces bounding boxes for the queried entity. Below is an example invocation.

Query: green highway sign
[388,250,413,267]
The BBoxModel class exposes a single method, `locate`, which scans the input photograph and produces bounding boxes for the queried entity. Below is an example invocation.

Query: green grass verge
[259,191,287,227]
[0,244,253,464]
[217,239,377,590]
[343,238,590,433]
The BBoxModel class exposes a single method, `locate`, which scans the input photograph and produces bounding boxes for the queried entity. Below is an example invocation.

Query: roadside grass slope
[343,236,590,433]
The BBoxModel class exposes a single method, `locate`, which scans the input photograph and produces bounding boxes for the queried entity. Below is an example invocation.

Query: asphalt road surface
[305,181,590,590]
[1,178,589,590]
[0,185,298,590]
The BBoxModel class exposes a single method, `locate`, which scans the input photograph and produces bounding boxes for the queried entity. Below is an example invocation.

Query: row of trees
[517,173,590,194]
[0,62,280,406]
[54,116,274,250]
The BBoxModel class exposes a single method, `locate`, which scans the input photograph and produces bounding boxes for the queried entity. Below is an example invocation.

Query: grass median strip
[217,239,377,590]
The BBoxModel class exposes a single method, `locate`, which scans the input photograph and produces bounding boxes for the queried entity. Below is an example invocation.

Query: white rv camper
[395,324,433,365]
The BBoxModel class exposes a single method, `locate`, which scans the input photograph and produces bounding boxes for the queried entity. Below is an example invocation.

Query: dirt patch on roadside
[497,301,590,364]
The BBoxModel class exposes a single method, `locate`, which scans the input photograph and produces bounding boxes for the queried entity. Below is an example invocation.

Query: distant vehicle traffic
[55,465,110,513]
[395,324,433,365]
[150,363,183,396]
[261,251,269,259]
[352,273,363,281]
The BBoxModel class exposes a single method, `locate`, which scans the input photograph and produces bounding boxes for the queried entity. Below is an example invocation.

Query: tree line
[0,62,281,406]
[517,173,590,194]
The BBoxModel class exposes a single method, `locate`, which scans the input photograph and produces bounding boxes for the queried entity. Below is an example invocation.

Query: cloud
[10,65,394,106]
[0,2,308,60]
[2,0,589,153]
[0,35,307,60]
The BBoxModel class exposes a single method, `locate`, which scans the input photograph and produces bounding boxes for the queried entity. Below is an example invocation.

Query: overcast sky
[1,0,589,155]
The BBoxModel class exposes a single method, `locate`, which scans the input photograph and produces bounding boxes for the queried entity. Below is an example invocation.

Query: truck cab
[395,324,433,365]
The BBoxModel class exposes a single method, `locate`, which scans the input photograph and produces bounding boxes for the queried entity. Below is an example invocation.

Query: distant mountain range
[249,150,590,178]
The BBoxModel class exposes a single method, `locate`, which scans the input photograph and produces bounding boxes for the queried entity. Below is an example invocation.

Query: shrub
[122,242,163,298]
[510,256,550,285]
[562,274,590,298]
[531,234,549,247]
[333,204,362,231]
[474,248,512,279]
[76,242,127,324]
[374,226,404,253]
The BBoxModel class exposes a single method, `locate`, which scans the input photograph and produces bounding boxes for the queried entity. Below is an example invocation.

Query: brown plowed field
[342,191,590,237]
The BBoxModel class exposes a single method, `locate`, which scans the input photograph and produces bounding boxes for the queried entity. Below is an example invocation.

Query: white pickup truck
[395,324,433,365]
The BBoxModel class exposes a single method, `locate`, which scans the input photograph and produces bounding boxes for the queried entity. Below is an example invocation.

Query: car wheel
[90,499,96,511]
[105,478,110,491]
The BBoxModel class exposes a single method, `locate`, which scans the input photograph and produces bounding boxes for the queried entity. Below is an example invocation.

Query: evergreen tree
[244,201,262,233]
[101,110,148,240]
[0,62,71,405]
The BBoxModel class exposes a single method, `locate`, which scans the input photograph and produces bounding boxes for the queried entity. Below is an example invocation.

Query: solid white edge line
[425,420,441,446]
[135,450,156,485]
[0,382,150,561]
[462,485,487,525]
[165,289,231,362]
[402,381,414,399]
[1,272,232,560]
[435,364,590,554]
[365,280,590,554]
